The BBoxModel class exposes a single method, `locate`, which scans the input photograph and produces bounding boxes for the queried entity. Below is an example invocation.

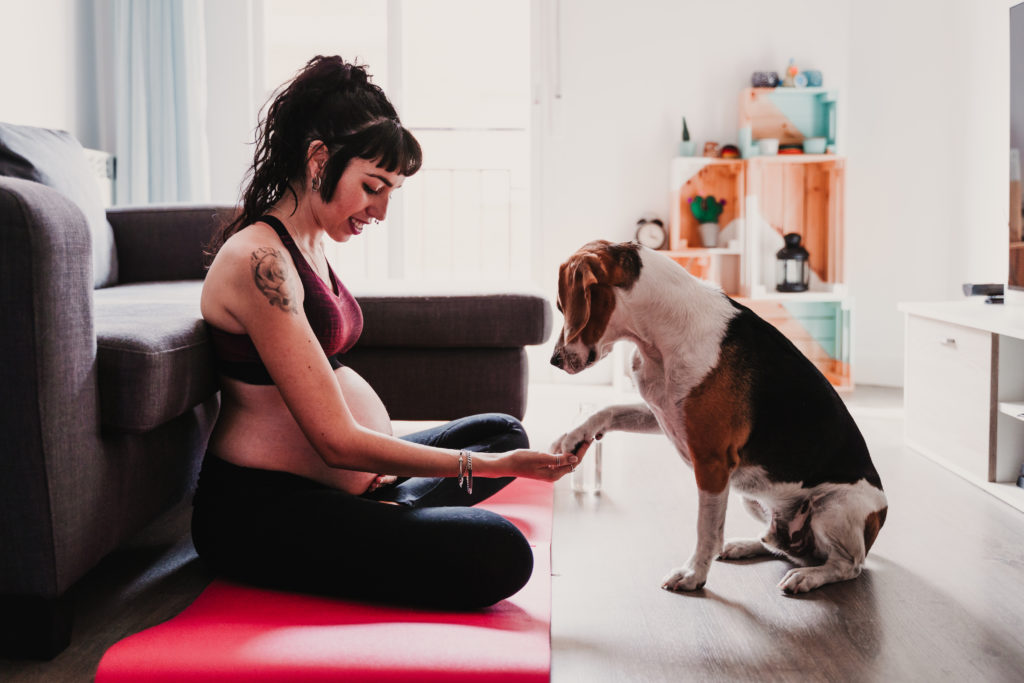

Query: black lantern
[776,233,809,292]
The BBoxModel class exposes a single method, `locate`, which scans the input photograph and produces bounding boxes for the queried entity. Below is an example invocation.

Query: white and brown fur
[549,240,887,594]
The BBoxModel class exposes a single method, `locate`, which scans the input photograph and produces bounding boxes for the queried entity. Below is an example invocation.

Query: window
[264,0,531,283]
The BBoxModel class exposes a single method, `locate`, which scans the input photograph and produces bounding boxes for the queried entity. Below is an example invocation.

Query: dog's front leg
[662,488,729,592]
[549,402,661,455]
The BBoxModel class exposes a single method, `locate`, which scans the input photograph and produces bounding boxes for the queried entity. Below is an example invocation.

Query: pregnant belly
[210,366,395,493]
[335,366,393,436]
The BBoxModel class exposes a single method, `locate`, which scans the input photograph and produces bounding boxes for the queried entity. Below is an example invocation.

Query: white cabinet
[904,315,994,481]
[900,301,1024,511]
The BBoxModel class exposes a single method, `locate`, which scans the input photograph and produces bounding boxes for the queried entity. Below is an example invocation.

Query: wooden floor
[4,384,1024,681]
[535,383,1024,683]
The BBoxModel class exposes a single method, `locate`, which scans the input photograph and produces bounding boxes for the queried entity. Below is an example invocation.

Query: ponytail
[206,56,422,262]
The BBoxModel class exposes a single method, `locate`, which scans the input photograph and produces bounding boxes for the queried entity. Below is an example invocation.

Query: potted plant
[688,195,726,247]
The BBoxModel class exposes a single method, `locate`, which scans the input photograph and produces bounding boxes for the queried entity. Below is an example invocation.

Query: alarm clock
[635,215,667,250]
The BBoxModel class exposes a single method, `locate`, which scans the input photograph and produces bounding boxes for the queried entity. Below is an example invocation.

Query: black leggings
[191,413,533,609]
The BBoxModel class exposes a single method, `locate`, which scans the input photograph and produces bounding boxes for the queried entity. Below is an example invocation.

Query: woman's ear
[306,140,328,177]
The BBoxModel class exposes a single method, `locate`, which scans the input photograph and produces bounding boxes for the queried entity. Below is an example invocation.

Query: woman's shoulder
[211,222,292,272]
[203,221,306,326]
[222,220,283,253]
[205,221,305,297]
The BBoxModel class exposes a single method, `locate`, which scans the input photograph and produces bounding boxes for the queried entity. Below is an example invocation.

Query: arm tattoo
[250,247,299,314]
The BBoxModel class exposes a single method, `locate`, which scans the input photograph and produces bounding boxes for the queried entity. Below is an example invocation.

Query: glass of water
[571,439,603,494]
[570,403,603,494]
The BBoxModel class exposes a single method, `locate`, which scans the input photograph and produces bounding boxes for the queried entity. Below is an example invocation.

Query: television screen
[1011,2,1024,289]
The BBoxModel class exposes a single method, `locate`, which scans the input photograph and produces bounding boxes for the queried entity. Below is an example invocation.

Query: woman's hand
[487,449,578,482]
[367,474,398,492]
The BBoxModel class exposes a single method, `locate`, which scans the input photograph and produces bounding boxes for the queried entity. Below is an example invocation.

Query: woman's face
[318,157,405,242]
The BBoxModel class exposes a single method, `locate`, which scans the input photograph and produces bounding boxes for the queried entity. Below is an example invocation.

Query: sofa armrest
[107,204,238,283]
[0,177,97,596]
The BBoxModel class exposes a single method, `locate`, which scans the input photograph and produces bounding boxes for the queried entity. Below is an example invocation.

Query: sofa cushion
[0,122,118,288]
[94,281,218,433]
[349,282,552,348]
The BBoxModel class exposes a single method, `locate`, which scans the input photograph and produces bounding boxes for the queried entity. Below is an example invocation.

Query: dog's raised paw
[661,566,706,592]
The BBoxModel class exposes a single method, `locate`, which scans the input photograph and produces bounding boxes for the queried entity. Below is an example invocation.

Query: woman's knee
[458,515,534,607]
[477,413,530,452]
[415,507,534,608]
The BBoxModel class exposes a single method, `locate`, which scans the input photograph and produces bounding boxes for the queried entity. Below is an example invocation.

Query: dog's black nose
[550,351,563,369]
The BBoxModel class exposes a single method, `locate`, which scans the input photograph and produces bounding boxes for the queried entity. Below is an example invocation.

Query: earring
[312,174,321,192]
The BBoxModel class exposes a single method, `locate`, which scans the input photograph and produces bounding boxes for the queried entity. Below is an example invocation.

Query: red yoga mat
[95,479,553,683]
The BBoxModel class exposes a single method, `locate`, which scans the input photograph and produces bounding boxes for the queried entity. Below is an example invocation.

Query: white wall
[0,0,259,203]
[535,0,1009,386]
[204,0,266,204]
[2,0,1013,387]
[0,0,94,141]
[845,0,1007,383]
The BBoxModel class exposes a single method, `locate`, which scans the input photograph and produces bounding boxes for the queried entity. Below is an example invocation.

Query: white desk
[899,300,1024,512]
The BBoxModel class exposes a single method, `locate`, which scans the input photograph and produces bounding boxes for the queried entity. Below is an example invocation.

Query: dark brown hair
[207,55,422,259]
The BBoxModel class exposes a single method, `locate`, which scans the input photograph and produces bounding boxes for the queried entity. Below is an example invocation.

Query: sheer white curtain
[113,0,210,204]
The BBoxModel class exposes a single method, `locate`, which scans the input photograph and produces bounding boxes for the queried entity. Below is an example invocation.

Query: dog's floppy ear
[558,257,600,344]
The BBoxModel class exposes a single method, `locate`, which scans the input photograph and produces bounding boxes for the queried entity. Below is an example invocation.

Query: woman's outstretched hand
[494,449,578,481]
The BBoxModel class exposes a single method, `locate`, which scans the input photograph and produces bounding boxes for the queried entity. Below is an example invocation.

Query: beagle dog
[549,240,887,594]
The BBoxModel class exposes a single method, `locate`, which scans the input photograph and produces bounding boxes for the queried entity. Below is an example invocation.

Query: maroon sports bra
[208,215,363,385]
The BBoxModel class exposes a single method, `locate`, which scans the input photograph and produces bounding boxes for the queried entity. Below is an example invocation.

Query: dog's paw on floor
[661,565,708,592]
[778,564,861,594]
[718,538,770,561]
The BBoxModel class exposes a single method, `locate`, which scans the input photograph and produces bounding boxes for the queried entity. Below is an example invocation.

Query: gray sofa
[0,124,551,658]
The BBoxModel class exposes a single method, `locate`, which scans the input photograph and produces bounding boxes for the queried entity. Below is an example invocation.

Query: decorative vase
[699,223,720,248]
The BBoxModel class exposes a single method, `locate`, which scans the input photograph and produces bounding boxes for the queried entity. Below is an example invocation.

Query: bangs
[341,120,423,177]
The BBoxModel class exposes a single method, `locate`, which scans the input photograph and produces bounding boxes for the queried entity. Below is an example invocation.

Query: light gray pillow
[0,122,118,288]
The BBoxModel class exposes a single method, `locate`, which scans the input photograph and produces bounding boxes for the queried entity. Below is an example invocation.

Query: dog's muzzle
[550,347,596,373]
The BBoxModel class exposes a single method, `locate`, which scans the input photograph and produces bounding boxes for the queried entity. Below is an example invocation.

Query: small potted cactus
[688,195,726,247]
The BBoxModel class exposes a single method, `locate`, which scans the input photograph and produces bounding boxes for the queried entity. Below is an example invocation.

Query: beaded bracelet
[457,450,473,494]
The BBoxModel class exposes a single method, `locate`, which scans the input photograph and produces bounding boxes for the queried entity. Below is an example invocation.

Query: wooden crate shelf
[739,87,838,147]
[658,87,851,389]
[738,296,852,391]
[745,156,845,288]
[668,155,845,296]
[669,158,745,252]
[664,247,741,293]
